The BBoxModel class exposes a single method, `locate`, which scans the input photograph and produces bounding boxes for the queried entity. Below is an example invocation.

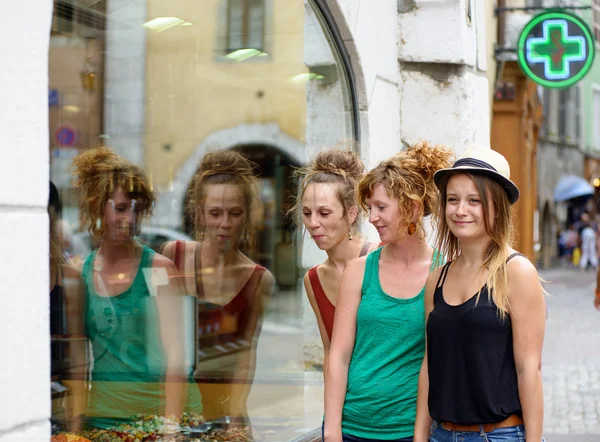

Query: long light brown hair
[357,141,454,237]
[434,172,514,317]
[71,147,156,237]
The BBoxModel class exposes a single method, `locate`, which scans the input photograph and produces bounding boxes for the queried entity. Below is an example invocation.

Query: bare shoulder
[160,240,177,257]
[259,267,275,289]
[303,271,314,292]
[160,239,198,258]
[347,254,368,272]
[152,251,177,271]
[427,265,444,289]
[506,253,539,281]
[62,263,82,279]
[506,253,544,304]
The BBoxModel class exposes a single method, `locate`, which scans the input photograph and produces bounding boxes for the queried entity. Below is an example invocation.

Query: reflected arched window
[227,0,265,52]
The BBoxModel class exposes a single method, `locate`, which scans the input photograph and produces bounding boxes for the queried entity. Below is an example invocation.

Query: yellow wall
[48,38,104,151]
[145,0,308,186]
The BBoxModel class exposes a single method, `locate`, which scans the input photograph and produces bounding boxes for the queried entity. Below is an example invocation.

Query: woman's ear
[411,201,421,222]
[347,205,359,226]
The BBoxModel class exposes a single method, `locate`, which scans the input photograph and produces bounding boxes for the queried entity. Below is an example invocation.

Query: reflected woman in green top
[324,142,453,442]
[71,147,201,429]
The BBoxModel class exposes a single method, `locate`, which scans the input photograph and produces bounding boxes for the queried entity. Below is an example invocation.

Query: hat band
[453,158,497,172]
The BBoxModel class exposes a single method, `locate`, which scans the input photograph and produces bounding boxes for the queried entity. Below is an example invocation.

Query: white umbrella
[553,175,595,202]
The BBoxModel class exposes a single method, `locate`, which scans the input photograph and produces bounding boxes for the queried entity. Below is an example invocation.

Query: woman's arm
[508,257,546,442]
[324,257,366,442]
[226,268,274,421]
[303,272,332,374]
[413,268,441,442]
[152,253,190,419]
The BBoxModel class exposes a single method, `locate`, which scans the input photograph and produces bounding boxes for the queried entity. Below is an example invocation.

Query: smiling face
[302,182,354,251]
[103,188,141,242]
[200,183,247,251]
[445,174,495,242]
[365,183,403,243]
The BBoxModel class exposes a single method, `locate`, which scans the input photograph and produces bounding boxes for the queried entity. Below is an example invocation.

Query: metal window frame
[309,0,361,144]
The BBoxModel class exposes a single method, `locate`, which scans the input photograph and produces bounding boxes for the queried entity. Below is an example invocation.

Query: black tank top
[426,254,523,425]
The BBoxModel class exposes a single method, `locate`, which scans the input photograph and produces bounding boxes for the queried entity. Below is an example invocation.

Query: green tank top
[341,247,443,439]
[83,245,202,429]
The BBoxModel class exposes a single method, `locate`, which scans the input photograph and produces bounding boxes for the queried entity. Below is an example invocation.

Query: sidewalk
[539,267,600,440]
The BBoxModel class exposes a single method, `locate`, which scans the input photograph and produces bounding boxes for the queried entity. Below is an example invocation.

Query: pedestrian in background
[413,147,546,442]
[579,214,598,271]
[293,148,377,374]
[564,224,578,267]
[324,142,452,442]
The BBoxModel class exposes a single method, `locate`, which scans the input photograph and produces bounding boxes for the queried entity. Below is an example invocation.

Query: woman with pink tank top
[292,148,378,374]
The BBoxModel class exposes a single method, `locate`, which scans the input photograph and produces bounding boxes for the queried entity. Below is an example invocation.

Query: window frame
[226,0,266,53]
[592,84,600,150]
[309,0,361,143]
[593,0,600,48]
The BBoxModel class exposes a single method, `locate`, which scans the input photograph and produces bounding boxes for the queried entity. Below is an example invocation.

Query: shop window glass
[49,1,356,441]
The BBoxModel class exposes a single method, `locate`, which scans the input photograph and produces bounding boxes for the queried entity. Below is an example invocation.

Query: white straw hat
[433,146,519,205]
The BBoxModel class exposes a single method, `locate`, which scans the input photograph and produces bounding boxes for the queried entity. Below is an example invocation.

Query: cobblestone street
[540,268,600,441]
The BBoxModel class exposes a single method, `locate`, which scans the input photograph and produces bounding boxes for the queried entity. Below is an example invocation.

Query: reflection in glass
[162,150,274,428]
[70,147,201,430]
[49,0,358,439]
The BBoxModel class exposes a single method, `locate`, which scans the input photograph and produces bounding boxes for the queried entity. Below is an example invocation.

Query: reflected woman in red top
[162,150,274,426]
[294,148,378,373]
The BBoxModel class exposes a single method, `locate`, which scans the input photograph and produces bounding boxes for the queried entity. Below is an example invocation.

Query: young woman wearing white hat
[413,147,546,442]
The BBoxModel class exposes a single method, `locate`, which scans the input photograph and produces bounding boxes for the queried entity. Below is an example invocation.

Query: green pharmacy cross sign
[517,11,594,88]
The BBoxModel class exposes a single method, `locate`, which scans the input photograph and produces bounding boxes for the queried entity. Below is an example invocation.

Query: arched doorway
[234,144,301,288]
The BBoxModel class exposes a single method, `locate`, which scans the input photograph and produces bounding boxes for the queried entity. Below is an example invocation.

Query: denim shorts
[429,421,545,442]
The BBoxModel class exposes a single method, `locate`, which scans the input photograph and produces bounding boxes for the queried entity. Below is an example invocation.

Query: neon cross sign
[517,11,594,88]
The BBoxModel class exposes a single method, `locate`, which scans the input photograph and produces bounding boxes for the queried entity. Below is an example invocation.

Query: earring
[244,224,250,244]
[407,222,417,236]
[348,230,353,241]
[199,226,206,241]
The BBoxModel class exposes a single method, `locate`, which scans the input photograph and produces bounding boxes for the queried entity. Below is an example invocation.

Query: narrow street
[540,267,600,441]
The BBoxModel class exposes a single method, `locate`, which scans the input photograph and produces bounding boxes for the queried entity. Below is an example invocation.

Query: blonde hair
[434,172,514,318]
[357,141,454,237]
[71,147,156,237]
[291,148,365,233]
[186,150,260,246]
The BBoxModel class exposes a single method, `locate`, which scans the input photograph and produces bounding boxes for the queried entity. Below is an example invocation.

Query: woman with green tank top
[324,142,453,442]
[71,148,202,430]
